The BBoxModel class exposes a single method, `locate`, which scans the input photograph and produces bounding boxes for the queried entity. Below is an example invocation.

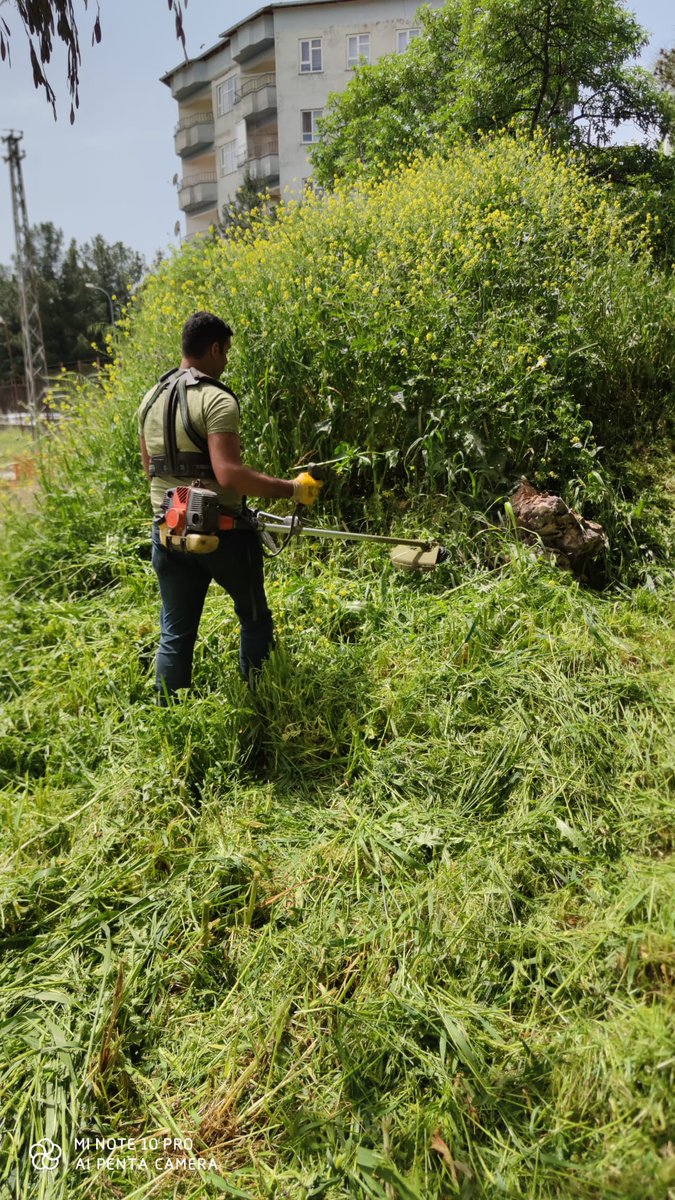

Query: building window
[216,75,236,116]
[299,38,322,72]
[301,109,323,144]
[397,28,421,52]
[219,140,237,175]
[346,33,370,68]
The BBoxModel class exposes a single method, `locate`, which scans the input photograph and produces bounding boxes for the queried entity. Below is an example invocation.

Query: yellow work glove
[292,471,324,507]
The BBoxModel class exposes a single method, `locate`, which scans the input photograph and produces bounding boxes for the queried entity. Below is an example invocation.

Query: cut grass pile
[1,526,674,1198]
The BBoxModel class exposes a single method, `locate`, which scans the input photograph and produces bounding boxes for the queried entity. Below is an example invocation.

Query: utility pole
[2,131,49,434]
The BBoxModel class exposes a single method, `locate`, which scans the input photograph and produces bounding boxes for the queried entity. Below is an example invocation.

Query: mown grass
[1,519,674,1198]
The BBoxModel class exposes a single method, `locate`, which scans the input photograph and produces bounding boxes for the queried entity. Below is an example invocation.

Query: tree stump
[509,480,606,574]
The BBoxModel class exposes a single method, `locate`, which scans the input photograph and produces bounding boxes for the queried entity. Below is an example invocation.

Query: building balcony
[235,74,277,123]
[228,12,275,63]
[174,111,215,157]
[177,172,218,213]
[237,139,280,184]
[169,60,211,101]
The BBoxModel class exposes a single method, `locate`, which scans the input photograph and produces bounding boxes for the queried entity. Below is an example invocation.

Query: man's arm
[139,432,151,481]
[208,432,294,500]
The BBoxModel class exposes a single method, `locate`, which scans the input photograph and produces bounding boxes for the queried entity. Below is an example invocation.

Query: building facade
[162,0,439,238]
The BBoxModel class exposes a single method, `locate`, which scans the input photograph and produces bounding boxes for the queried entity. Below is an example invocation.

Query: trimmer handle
[305,465,327,483]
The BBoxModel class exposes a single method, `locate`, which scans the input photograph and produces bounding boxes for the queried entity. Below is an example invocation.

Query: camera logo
[30,1138,62,1171]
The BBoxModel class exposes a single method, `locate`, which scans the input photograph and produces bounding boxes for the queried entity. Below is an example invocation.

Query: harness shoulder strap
[138,368,178,432]
[163,376,181,475]
[178,376,209,455]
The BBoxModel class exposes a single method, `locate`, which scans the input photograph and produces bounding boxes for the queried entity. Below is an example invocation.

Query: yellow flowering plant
[21,131,673,591]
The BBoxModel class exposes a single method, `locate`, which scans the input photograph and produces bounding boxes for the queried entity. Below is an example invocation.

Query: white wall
[175,0,445,230]
[273,0,440,195]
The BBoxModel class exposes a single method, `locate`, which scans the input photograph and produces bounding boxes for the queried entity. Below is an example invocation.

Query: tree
[311,0,672,188]
[656,47,675,92]
[0,222,145,381]
[219,171,278,239]
[655,46,675,141]
[0,268,22,388]
[0,1,187,121]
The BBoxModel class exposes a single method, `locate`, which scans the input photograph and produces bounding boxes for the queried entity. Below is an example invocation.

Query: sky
[0,0,674,269]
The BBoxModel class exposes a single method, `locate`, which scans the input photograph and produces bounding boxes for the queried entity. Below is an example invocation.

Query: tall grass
[8,130,669,600]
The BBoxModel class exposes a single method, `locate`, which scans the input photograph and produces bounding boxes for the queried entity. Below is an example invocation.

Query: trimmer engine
[159,485,225,553]
[163,485,221,536]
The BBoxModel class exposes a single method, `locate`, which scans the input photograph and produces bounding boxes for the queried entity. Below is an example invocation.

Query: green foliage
[1,124,675,1199]
[106,134,674,533]
[584,145,675,266]
[311,0,670,189]
[0,222,145,382]
[655,45,675,133]
[657,47,675,90]
[219,170,278,239]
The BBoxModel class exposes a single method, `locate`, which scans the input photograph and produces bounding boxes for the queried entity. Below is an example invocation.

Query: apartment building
[162,0,441,237]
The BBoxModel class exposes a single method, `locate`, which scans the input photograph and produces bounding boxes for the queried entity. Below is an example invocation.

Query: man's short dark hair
[182,311,233,358]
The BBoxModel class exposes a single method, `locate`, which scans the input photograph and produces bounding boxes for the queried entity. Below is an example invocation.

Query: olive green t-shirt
[138,369,241,516]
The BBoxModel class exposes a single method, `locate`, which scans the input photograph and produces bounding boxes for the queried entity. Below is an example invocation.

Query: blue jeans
[151,522,274,700]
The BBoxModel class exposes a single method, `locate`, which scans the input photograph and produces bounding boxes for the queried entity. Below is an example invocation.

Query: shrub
[584,144,675,267]
[108,131,673,509]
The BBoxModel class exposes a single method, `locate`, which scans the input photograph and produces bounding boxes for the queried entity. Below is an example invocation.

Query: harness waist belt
[149,453,214,478]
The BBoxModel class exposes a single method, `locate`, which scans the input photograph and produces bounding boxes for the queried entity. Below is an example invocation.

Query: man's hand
[292,472,324,507]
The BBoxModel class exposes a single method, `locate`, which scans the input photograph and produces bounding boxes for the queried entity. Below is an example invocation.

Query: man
[138,310,322,702]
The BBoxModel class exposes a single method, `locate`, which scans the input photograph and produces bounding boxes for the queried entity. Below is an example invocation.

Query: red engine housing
[165,485,190,533]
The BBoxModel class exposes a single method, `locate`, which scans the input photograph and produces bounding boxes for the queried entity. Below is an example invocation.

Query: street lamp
[85,282,115,326]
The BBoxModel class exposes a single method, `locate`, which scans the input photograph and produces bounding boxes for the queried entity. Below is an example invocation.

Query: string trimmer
[159,472,448,572]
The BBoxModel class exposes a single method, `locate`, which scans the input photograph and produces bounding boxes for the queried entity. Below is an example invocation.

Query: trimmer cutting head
[389,544,448,572]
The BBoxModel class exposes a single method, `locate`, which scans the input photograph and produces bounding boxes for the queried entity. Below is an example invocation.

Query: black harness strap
[142,367,242,481]
[149,452,214,478]
[138,368,176,431]
[162,376,181,475]
[178,375,209,456]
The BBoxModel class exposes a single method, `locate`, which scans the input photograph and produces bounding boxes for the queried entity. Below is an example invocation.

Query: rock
[509,480,606,573]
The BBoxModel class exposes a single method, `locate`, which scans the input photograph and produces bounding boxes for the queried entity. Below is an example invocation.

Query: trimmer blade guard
[389,543,447,572]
